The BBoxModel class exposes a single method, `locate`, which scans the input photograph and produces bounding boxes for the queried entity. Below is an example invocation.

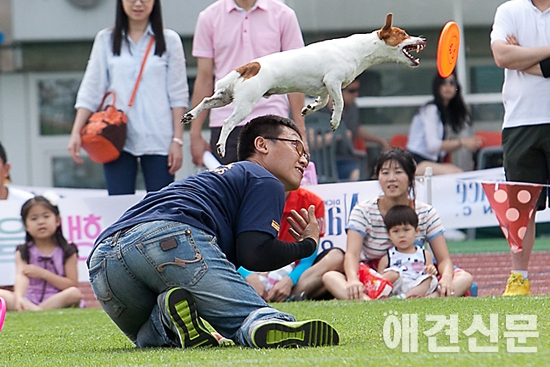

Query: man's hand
[286,205,320,243]
[190,135,210,166]
[505,34,547,76]
[506,34,519,46]
[492,36,550,72]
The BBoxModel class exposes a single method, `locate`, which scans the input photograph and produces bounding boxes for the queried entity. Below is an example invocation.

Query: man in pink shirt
[189,0,307,165]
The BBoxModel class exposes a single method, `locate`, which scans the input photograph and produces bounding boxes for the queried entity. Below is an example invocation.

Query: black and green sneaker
[251,320,339,348]
[165,288,219,348]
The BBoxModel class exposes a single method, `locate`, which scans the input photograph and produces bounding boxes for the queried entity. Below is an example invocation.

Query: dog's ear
[385,13,393,27]
[377,13,393,40]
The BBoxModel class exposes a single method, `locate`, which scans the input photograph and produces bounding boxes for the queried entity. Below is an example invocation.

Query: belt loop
[111,230,122,247]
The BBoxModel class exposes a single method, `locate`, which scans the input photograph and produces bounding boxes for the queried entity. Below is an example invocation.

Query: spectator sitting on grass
[0,195,83,311]
[238,186,325,302]
[377,205,438,299]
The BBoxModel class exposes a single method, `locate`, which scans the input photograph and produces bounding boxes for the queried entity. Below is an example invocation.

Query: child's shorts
[385,269,438,296]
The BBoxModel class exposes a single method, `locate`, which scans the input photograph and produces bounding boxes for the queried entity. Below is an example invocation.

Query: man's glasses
[264,137,309,162]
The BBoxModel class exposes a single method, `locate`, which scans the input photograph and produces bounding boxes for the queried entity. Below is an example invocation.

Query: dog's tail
[214,70,241,93]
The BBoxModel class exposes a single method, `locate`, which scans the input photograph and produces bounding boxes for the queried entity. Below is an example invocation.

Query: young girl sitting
[377,205,438,298]
[0,195,83,311]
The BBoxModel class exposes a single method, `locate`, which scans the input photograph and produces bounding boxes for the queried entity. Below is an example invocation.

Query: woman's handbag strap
[128,36,155,107]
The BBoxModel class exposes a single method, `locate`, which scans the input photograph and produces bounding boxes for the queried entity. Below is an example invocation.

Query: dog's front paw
[216,143,226,158]
[330,119,341,131]
[301,105,314,116]
[180,113,194,124]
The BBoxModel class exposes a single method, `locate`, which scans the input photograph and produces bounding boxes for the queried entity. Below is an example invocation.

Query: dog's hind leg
[181,88,233,124]
[325,82,344,131]
[301,94,329,116]
[216,102,255,158]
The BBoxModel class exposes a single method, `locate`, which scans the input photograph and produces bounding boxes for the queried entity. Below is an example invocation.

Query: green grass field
[1,296,549,367]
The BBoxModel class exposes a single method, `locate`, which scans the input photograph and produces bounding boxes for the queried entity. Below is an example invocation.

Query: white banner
[306,167,550,252]
[0,193,143,286]
[2,168,550,285]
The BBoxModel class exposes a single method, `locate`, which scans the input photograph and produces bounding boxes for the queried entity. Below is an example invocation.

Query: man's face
[263,126,309,191]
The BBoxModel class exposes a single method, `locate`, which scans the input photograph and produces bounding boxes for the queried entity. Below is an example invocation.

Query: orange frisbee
[437,21,460,78]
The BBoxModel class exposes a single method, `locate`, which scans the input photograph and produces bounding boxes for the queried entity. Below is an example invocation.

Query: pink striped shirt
[346,197,445,261]
[192,0,304,128]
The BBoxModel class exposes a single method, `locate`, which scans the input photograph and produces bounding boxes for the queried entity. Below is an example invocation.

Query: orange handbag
[80,37,154,164]
[80,92,128,163]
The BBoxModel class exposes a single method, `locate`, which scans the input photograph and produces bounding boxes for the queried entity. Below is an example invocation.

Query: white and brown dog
[181,13,426,157]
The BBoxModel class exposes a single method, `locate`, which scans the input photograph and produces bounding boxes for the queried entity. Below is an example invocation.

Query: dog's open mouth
[402,41,425,66]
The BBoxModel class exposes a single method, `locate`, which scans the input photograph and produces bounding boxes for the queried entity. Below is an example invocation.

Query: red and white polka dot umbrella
[482,182,543,253]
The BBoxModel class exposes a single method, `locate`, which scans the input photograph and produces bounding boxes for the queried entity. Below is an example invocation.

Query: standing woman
[68,0,188,195]
[406,72,482,175]
[322,148,474,300]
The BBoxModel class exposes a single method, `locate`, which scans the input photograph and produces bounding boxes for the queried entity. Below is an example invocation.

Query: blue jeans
[88,220,295,347]
[103,151,174,195]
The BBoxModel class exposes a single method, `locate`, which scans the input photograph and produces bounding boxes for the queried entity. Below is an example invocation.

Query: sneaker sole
[252,320,339,348]
[166,288,219,348]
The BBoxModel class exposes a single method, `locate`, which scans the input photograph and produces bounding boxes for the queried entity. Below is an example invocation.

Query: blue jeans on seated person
[88,220,295,347]
[103,151,174,195]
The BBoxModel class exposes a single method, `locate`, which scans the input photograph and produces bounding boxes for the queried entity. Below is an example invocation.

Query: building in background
[0,0,505,189]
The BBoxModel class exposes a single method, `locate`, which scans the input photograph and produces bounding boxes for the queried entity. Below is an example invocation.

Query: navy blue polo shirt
[93,161,285,267]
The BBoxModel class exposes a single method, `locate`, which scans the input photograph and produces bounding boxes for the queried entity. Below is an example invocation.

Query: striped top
[346,197,445,261]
